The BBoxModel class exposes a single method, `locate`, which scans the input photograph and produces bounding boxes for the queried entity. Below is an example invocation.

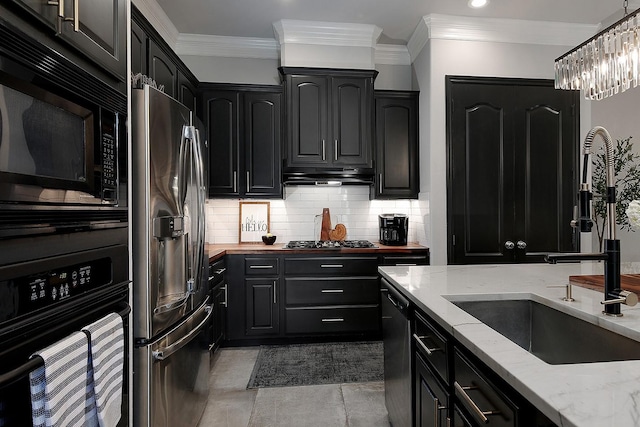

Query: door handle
[153,304,213,361]
[504,241,515,250]
[517,240,527,249]
[334,139,338,161]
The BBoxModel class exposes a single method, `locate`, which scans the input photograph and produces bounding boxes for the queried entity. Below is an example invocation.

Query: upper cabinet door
[331,76,373,168]
[131,18,147,77]
[288,75,329,166]
[59,0,127,80]
[148,39,178,98]
[8,0,127,80]
[244,91,282,197]
[374,91,419,199]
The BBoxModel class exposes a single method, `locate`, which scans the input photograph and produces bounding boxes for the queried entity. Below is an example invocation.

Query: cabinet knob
[517,240,527,250]
[504,241,515,250]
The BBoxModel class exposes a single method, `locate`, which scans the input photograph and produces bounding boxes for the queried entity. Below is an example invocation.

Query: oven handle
[0,303,130,389]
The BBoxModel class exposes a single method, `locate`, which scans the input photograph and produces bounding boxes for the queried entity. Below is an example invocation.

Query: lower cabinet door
[415,352,449,427]
[452,405,474,427]
[245,278,280,336]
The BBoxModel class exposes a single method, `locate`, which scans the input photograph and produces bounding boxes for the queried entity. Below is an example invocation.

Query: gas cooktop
[285,240,377,249]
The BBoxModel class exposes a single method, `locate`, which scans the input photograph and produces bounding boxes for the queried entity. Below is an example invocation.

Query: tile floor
[197,347,391,427]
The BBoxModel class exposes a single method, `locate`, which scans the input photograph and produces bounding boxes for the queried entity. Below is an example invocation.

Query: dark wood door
[130,18,147,76]
[9,0,126,80]
[244,91,282,197]
[178,69,197,114]
[447,77,578,264]
[331,76,373,167]
[60,0,126,80]
[287,75,329,166]
[148,38,177,98]
[245,278,280,336]
[203,90,240,197]
[374,91,419,199]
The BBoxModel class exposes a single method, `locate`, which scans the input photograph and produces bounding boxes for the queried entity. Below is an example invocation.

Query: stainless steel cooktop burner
[285,240,377,249]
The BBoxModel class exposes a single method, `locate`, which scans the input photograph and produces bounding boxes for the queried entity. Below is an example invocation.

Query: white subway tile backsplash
[205,186,428,245]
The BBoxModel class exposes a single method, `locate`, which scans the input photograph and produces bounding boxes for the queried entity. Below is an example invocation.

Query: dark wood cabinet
[283,255,380,336]
[280,67,377,171]
[200,84,282,198]
[415,353,449,427]
[447,76,579,264]
[373,91,419,199]
[148,38,177,98]
[131,18,147,76]
[132,7,199,108]
[208,259,227,352]
[8,0,127,82]
[245,277,280,336]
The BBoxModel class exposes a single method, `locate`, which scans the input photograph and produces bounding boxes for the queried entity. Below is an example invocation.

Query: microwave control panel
[100,111,118,202]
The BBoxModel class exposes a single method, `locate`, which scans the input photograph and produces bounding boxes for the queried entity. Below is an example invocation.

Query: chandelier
[554,2,640,100]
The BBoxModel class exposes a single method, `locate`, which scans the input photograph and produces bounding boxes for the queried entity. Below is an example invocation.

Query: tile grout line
[339,384,349,427]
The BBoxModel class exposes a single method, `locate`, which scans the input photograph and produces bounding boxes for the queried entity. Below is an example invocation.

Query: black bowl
[262,235,277,245]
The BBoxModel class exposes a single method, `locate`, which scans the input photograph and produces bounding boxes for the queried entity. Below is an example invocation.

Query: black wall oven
[0,11,127,240]
[0,236,131,426]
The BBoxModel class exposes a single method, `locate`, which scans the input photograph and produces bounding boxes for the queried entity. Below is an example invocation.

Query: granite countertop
[378,262,640,427]
[206,242,429,262]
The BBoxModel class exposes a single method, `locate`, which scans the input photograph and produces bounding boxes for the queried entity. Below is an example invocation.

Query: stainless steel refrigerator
[131,84,211,427]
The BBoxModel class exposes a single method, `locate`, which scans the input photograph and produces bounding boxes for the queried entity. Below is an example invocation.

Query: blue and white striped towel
[29,331,89,427]
[82,313,124,427]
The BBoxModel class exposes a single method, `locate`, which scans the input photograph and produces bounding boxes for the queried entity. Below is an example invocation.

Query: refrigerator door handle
[153,304,212,361]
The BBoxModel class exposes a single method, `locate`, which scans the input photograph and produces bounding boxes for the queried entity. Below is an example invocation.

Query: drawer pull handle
[249,265,273,269]
[454,381,501,424]
[413,334,441,355]
[321,289,344,293]
[321,318,344,322]
[321,264,343,268]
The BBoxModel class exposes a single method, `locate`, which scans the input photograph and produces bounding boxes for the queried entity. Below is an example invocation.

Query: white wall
[591,88,640,262]
[180,55,281,85]
[416,39,585,265]
[374,64,413,90]
[205,186,428,245]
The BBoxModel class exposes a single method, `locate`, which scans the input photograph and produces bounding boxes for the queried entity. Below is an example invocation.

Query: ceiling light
[468,0,489,9]
[555,4,640,100]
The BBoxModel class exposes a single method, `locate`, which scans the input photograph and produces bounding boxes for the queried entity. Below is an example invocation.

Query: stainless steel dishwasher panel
[381,278,411,427]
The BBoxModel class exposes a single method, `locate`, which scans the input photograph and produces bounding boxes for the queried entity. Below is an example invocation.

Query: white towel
[29,331,89,427]
[82,313,124,427]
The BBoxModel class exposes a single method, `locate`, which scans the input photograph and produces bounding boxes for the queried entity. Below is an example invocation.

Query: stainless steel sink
[451,298,640,364]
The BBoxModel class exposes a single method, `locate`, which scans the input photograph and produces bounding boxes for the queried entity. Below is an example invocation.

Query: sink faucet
[545,126,637,316]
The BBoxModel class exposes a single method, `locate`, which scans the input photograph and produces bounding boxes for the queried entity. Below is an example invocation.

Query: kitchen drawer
[285,305,380,334]
[285,277,379,305]
[284,256,378,276]
[414,311,449,385]
[380,254,429,266]
[454,349,517,427]
[245,257,279,275]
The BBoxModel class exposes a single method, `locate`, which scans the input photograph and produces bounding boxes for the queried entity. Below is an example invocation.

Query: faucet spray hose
[582,126,616,240]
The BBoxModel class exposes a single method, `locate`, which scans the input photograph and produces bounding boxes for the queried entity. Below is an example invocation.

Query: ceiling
[155,0,635,45]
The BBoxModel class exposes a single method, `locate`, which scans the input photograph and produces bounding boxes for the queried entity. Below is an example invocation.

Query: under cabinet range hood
[283,168,375,186]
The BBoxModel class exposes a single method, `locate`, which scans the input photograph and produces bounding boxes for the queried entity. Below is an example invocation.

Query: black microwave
[0,71,121,206]
[0,17,127,240]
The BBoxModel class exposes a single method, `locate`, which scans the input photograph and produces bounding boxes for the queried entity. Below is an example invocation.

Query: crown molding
[176,34,280,60]
[408,13,600,63]
[273,19,382,48]
[375,44,411,65]
[132,0,179,49]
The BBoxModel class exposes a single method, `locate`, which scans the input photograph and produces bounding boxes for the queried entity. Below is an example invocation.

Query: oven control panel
[1,257,113,320]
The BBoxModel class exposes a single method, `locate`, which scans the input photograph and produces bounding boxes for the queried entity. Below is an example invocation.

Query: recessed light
[468,0,489,8]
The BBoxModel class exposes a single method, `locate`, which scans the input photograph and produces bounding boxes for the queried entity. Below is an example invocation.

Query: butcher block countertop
[379,262,640,427]
[570,274,640,293]
[206,242,428,262]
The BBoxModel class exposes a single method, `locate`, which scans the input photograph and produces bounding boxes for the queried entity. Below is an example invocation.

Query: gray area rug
[247,341,383,389]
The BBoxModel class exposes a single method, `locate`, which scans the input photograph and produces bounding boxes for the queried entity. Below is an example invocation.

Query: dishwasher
[381,278,412,427]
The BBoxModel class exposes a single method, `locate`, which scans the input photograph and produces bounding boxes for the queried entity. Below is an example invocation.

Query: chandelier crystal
[554,8,640,100]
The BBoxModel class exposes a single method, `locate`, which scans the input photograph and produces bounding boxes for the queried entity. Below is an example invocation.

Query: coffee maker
[379,214,408,246]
